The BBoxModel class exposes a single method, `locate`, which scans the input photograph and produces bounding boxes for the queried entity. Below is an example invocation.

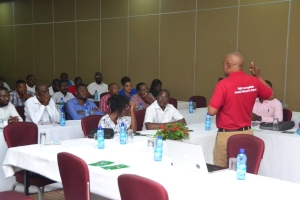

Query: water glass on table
[273,118,279,131]
[127,129,134,143]
[147,139,156,158]
[0,119,4,129]
[229,157,237,171]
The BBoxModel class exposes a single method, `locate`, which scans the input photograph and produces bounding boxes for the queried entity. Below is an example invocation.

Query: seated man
[87,72,108,100]
[68,77,82,96]
[252,80,283,122]
[99,83,120,114]
[143,89,186,130]
[10,80,34,106]
[0,87,23,127]
[66,84,104,120]
[25,83,59,124]
[49,78,60,96]
[60,72,74,87]
[26,74,36,93]
[52,80,75,106]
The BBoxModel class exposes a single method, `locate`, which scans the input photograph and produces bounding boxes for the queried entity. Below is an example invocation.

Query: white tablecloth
[178,108,209,125]
[177,101,189,110]
[3,137,300,200]
[292,111,300,128]
[0,120,84,192]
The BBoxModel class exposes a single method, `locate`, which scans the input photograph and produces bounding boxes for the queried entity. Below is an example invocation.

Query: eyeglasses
[157,96,169,101]
[95,75,102,78]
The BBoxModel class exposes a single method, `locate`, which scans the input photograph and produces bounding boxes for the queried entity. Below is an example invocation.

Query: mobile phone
[281,131,295,134]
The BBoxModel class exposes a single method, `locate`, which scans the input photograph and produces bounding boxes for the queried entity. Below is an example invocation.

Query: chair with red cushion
[169,98,177,109]
[283,108,292,121]
[135,109,146,131]
[3,122,55,200]
[81,115,103,137]
[57,152,90,200]
[189,96,207,108]
[15,106,25,121]
[227,134,265,174]
[0,191,33,200]
[118,174,169,200]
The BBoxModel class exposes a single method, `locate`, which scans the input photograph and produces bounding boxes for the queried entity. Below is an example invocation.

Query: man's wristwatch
[257,116,262,121]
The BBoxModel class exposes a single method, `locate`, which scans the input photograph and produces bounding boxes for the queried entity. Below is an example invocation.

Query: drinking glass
[192,102,197,110]
[229,157,237,171]
[0,119,4,129]
[40,133,46,147]
[273,118,279,131]
[127,129,134,143]
[147,139,156,158]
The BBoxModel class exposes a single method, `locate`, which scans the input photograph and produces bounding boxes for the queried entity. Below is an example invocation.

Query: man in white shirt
[25,83,59,124]
[49,79,60,96]
[52,80,75,106]
[26,74,36,93]
[0,87,23,127]
[143,89,186,130]
[87,72,108,100]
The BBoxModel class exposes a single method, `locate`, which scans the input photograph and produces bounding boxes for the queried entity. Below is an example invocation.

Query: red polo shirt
[209,71,273,130]
[68,85,76,95]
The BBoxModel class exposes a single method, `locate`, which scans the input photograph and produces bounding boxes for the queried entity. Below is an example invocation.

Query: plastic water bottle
[94,90,98,101]
[59,97,64,109]
[189,100,194,113]
[205,113,211,131]
[84,106,89,116]
[236,148,247,180]
[139,102,143,110]
[119,122,127,145]
[59,109,66,126]
[154,135,163,161]
[97,126,104,149]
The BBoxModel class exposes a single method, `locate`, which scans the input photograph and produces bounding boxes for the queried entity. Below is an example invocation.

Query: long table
[178,108,209,125]
[0,120,84,192]
[3,136,300,200]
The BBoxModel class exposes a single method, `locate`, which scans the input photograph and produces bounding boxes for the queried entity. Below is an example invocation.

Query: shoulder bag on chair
[259,121,295,131]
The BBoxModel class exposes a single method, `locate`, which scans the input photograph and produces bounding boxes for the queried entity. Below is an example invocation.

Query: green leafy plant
[155,123,189,140]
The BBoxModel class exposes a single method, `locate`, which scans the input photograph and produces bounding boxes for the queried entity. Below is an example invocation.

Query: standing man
[87,72,108,100]
[25,83,59,124]
[10,80,34,106]
[60,73,74,87]
[52,80,75,105]
[0,87,23,127]
[208,52,274,168]
[26,74,36,93]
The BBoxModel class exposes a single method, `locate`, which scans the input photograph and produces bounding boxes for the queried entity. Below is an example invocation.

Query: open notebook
[166,140,209,174]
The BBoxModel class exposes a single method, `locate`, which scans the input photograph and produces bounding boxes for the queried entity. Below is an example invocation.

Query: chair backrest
[3,122,38,147]
[57,152,90,200]
[0,191,33,200]
[227,134,265,174]
[189,96,207,108]
[283,108,292,121]
[168,98,177,109]
[15,106,25,121]
[81,115,103,137]
[118,174,169,200]
[135,109,146,131]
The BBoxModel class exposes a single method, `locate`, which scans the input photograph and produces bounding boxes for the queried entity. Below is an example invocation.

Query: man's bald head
[222,52,244,77]
[35,83,48,94]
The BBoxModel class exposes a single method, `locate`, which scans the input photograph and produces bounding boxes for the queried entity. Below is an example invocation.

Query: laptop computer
[166,140,209,174]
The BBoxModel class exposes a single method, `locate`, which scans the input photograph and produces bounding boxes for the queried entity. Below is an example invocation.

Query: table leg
[24,170,29,195]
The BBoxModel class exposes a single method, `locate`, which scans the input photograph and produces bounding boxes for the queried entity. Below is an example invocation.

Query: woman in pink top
[130,82,155,110]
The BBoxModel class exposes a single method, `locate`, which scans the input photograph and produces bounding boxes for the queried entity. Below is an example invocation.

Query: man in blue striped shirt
[10,80,34,106]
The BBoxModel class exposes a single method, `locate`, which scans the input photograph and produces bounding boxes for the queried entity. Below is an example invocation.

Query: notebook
[166,140,208,174]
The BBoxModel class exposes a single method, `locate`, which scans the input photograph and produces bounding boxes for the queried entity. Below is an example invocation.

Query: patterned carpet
[29,189,64,200]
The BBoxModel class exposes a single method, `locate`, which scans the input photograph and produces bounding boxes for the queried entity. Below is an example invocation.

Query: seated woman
[119,76,137,100]
[98,94,137,133]
[149,79,162,98]
[130,82,155,110]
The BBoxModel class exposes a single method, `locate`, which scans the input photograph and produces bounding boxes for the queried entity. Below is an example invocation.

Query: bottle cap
[190,100,193,102]
[157,135,162,139]
[121,122,124,126]
[61,97,63,100]
[98,125,102,130]
[240,148,245,153]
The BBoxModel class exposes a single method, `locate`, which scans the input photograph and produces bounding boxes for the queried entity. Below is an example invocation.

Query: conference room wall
[0,0,299,111]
